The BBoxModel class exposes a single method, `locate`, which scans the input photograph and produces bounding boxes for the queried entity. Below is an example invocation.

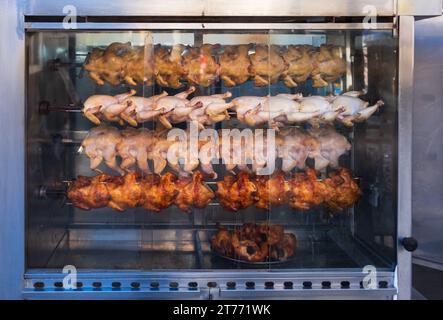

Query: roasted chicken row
[216,168,362,212]
[211,223,297,262]
[82,89,383,128]
[68,168,361,214]
[84,42,346,88]
[67,171,214,213]
[81,126,350,178]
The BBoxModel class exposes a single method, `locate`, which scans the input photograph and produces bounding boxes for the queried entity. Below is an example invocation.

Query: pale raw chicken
[116,128,157,174]
[153,87,197,128]
[81,126,124,175]
[120,91,168,126]
[277,128,320,172]
[308,126,351,171]
[297,95,344,124]
[231,94,320,129]
[188,92,234,128]
[82,90,136,125]
[331,91,384,126]
[147,133,176,175]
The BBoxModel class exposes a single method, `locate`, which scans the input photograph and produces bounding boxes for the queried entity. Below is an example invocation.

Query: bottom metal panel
[24,270,397,300]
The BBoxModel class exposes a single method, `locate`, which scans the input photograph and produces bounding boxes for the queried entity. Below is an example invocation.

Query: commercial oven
[0,0,441,300]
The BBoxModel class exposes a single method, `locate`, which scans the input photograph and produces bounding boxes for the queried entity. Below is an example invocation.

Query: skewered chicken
[82,90,136,125]
[68,169,361,214]
[67,174,111,211]
[331,91,385,126]
[282,45,316,87]
[81,126,124,175]
[277,128,319,172]
[182,44,220,87]
[123,45,154,86]
[311,45,346,88]
[219,45,251,87]
[140,172,178,212]
[323,168,362,212]
[174,171,215,213]
[216,171,257,212]
[106,172,143,212]
[254,171,289,210]
[120,91,168,127]
[116,128,158,174]
[154,44,187,89]
[153,86,197,128]
[84,42,130,86]
[249,45,287,87]
[85,43,346,88]
[188,92,233,128]
[288,169,331,210]
[308,126,351,171]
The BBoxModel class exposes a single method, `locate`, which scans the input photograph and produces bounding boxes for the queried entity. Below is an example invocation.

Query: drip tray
[31,227,389,270]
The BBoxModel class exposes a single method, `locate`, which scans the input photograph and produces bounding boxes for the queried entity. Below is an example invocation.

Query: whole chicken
[188,92,233,128]
[153,86,197,128]
[297,95,343,125]
[331,91,384,126]
[174,171,215,213]
[249,45,287,87]
[84,42,131,86]
[288,169,330,210]
[311,45,346,88]
[254,171,289,210]
[277,128,320,172]
[116,128,158,174]
[216,171,258,212]
[219,45,251,87]
[82,89,136,125]
[81,126,124,175]
[106,172,143,212]
[120,91,168,127]
[182,44,220,87]
[324,168,362,212]
[282,45,316,87]
[140,173,178,212]
[154,44,186,88]
[308,126,351,171]
[123,45,154,86]
[67,174,111,211]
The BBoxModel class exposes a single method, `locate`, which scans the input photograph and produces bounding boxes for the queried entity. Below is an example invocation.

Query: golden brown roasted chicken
[211,223,296,262]
[84,42,131,86]
[154,44,187,88]
[254,171,289,210]
[140,172,178,212]
[282,45,316,87]
[182,44,220,87]
[311,44,346,88]
[123,45,154,86]
[67,174,111,211]
[249,45,287,87]
[106,172,143,212]
[288,168,330,210]
[174,171,215,213]
[323,168,362,212]
[216,171,257,212]
[219,45,251,87]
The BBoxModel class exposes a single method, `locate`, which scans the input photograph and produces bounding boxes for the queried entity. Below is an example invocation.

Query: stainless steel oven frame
[0,0,441,300]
